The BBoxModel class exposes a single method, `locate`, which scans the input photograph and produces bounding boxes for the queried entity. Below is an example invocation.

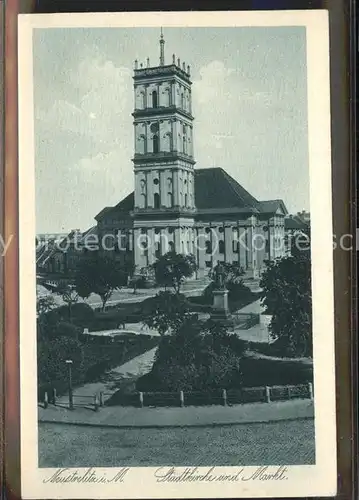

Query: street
[37,279,209,309]
[38,418,315,467]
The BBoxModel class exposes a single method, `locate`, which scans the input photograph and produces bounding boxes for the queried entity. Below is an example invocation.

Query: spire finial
[159,27,165,66]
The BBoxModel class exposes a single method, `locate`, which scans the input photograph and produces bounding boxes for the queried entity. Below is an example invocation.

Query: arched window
[163,88,171,106]
[140,92,146,109]
[154,193,160,209]
[163,132,172,152]
[168,192,173,206]
[153,135,159,153]
[168,241,174,252]
[140,193,147,208]
[182,136,186,154]
[205,241,212,254]
[152,90,158,108]
[181,93,185,109]
[219,240,225,254]
[184,193,188,207]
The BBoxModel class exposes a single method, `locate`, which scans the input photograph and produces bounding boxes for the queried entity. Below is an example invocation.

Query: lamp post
[65,359,73,410]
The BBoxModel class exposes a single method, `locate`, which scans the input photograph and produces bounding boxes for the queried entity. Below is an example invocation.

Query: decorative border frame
[2,1,357,499]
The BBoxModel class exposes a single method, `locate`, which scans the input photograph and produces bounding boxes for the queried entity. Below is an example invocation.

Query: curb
[38,414,314,430]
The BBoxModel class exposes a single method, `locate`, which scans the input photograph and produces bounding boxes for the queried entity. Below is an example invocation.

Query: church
[96,32,288,279]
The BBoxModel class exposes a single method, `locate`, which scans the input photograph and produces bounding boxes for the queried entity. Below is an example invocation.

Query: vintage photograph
[18,11,336,499]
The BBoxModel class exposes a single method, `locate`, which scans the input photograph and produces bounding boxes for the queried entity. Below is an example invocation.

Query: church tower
[132,30,196,269]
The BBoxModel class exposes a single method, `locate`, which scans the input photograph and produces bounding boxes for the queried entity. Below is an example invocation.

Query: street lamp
[65,359,73,410]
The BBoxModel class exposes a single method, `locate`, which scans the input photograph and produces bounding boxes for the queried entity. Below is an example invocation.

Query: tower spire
[159,27,165,66]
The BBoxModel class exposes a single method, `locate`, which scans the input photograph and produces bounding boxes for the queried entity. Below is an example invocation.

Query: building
[37,226,98,275]
[96,32,288,278]
[295,210,310,225]
[284,214,310,256]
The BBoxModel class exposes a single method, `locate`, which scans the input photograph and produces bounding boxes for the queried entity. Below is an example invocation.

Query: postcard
[18,10,336,498]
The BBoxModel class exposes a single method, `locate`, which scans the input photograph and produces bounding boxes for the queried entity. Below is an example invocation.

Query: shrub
[38,336,85,395]
[52,321,82,340]
[136,318,244,392]
[41,302,94,329]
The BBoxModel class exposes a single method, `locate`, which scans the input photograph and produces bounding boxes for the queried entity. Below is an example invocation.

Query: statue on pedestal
[213,262,226,290]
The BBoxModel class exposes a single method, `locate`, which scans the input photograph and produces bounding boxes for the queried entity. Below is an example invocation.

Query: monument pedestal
[211,289,231,322]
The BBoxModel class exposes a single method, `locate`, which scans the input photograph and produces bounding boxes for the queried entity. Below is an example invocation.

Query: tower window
[205,241,212,254]
[181,93,185,109]
[152,91,158,108]
[219,240,225,254]
[265,239,270,253]
[153,135,159,153]
[154,193,160,209]
[153,178,159,185]
[184,194,188,207]
[168,192,173,207]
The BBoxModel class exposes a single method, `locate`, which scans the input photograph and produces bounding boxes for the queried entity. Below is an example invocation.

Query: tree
[137,317,244,392]
[260,247,312,357]
[75,256,126,311]
[53,283,79,322]
[37,295,57,339]
[126,263,139,294]
[143,291,192,335]
[37,295,56,317]
[152,252,197,294]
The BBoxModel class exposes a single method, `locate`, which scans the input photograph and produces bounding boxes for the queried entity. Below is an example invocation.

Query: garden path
[54,347,158,409]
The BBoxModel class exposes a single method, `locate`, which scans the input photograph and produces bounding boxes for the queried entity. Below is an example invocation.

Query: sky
[33,26,309,234]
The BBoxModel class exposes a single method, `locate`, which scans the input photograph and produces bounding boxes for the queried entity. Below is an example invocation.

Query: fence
[42,389,101,411]
[231,312,260,330]
[43,383,313,410]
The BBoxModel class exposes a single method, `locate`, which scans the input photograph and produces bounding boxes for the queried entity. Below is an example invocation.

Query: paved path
[234,323,270,343]
[39,418,315,467]
[39,399,314,428]
[54,347,158,408]
[38,282,209,309]
[237,298,264,314]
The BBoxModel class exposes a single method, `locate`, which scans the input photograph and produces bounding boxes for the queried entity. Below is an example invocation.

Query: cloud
[36,54,133,149]
[192,60,235,104]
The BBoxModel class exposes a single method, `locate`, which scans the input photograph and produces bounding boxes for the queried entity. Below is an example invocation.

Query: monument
[210,263,230,322]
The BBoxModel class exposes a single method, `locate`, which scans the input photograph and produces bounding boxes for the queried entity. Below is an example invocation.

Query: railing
[231,312,260,330]
[42,389,101,411]
[43,383,314,411]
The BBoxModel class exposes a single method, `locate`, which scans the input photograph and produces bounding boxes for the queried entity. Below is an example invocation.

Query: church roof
[285,215,309,230]
[96,193,134,220]
[257,199,288,215]
[194,168,259,211]
[95,167,287,220]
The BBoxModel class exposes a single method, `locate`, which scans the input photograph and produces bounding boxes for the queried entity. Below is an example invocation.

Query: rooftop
[96,167,287,221]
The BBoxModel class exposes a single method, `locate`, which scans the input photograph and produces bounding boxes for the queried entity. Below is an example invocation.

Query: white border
[18,10,336,499]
